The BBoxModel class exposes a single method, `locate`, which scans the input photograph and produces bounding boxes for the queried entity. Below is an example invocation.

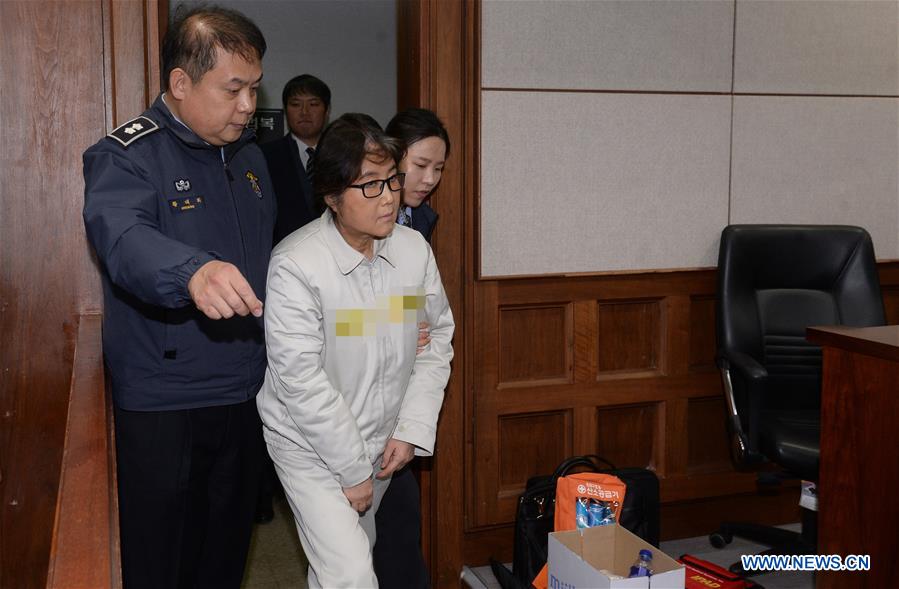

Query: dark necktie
[305,146,315,175]
[398,207,412,227]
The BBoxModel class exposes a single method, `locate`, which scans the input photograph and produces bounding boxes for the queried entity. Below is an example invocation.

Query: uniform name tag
[169,196,206,212]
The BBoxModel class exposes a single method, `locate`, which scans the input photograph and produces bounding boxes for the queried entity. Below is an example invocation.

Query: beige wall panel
[481,0,734,92]
[731,96,899,258]
[734,0,899,95]
[480,91,731,277]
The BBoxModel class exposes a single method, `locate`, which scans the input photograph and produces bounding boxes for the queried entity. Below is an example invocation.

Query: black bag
[507,455,660,588]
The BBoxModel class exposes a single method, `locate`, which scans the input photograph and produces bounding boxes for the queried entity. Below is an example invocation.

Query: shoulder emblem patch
[108,116,159,148]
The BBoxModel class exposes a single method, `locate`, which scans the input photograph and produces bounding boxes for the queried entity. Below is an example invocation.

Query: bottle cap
[639,549,653,560]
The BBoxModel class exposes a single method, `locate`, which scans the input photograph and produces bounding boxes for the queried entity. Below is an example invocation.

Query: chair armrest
[718,351,767,382]
[717,351,767,469]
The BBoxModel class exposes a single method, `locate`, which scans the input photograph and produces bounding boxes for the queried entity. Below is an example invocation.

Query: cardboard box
[548,525,685,588]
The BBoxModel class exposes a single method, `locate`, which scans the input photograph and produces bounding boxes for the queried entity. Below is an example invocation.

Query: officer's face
[170,47,263,146]
[286,93,329,145]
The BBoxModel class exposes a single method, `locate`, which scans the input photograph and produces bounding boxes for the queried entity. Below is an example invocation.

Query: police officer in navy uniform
[82,6,273,588]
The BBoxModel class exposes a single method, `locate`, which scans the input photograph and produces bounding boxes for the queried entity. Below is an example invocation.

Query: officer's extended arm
[83,147,260,319]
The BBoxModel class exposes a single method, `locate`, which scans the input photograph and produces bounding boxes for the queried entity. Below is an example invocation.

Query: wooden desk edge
[807,325,899,362]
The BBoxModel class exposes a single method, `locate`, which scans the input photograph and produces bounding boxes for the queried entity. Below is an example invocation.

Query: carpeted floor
[242,495,308,589]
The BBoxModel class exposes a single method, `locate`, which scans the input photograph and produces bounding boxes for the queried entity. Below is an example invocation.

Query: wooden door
[0,1,162,586]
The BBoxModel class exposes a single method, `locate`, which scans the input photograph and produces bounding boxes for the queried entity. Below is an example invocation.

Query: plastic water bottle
[628,549,653,578]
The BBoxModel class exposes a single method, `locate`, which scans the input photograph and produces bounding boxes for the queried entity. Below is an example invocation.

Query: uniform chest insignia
[174,179,191,192]
[108,116,159,148]
[245,170,263,198]
[169,196,205,212]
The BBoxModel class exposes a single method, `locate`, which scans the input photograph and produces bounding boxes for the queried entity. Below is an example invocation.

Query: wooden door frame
[397,0,473,585]
[105,0,165,130]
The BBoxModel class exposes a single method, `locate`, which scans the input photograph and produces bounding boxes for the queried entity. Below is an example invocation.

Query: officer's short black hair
[314,113,402,209]
[162,4,266,92]
[386,108,451,158]
[282,75,331,110]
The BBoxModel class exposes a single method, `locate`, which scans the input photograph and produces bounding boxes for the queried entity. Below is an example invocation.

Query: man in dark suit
[261,74,331,245]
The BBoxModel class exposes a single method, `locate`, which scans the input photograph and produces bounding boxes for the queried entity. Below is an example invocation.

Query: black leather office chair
[711,224,885,574]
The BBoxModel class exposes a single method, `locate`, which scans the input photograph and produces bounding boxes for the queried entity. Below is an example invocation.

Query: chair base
[709,506,817,576]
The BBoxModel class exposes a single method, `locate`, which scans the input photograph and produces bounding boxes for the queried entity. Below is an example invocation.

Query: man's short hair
[282,75,332,110]
[162,4,266,91]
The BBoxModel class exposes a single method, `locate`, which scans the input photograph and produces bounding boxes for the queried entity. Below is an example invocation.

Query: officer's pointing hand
[188,260,263,319]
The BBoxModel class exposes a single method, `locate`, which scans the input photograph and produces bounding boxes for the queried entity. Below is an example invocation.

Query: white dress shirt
[290,133,315,171]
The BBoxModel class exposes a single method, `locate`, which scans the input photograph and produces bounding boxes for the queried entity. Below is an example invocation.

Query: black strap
[551,454,617,483]
[489,559,529,589]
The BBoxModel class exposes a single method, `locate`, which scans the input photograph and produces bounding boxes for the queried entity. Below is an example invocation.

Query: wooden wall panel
[597,299,663,377]
[0,2,158,587]
[499,304,570,384]
[498,412,570,491]
[596,403,659,469]
[880,286,899,325]
[0,3,105,586]
[465,264,899,565]
[687,397,732,474]
[471,272,718,529]
[689,295,717,372]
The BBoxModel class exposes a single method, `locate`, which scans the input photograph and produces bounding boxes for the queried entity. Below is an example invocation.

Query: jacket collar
[320,209,396,275]
[149,94,255,159]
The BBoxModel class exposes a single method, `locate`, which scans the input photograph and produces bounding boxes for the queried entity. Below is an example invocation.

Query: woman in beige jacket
[256,113,454,588]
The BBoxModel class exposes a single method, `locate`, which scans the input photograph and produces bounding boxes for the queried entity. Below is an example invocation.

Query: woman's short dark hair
[162,4,266,91]
[282,74,331,110]
[385,108,451,158]
[314,113,403,208]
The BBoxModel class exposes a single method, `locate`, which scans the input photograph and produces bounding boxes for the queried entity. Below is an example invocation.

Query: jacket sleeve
[264,252,373,488]
[82,144,217,308]
[392,245,455,456]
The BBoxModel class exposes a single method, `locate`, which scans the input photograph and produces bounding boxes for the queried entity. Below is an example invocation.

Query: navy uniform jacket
[261,134,317,245]
[407,202,438,243]
[83,95,276,411]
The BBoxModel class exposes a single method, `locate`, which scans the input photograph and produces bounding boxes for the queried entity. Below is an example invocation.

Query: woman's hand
[416,321,431,355]
[376,438,415,480]
[342,478,373,514]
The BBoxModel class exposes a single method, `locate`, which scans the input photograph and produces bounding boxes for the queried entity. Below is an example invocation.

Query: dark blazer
[261,134,317,245]
[408,202,438,243]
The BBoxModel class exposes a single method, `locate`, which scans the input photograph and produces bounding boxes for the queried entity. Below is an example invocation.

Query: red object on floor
[679,554,761,589]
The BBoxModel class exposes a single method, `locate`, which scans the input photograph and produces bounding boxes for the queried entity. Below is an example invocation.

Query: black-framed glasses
[349,173,406,198]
